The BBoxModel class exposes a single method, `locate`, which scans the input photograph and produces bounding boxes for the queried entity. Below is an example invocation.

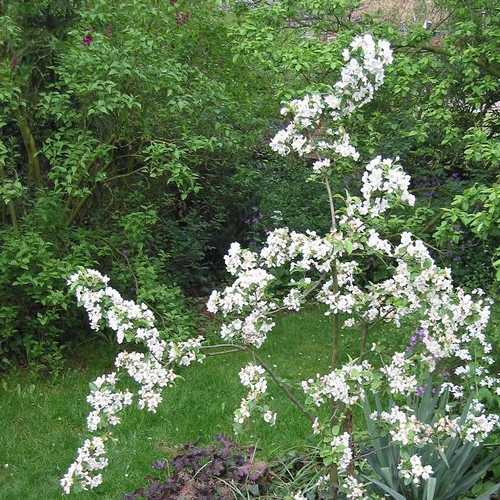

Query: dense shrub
[0,0,274,370]
[0,199,195,372]
[0,0,498,373]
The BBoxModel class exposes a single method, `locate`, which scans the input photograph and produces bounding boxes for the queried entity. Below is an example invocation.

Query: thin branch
[250,348,315,424]
[201,343,246,351]
[93,235,140,296]
[324,176,337,232]
[205,349,244,356]
[359,320,369,359]
[395,42,500,79]
[103,167,147,184]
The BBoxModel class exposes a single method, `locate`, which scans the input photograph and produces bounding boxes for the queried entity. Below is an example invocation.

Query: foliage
[0,0,277,370]
[0,194,196,372]
[435,183,500,289]
[58,34,498,498]
[125,435,271,499]
[1,0,499,370]
[0,197,93,373]
[362,389,499,499]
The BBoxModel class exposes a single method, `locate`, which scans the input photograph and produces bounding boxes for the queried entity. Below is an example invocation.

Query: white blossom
[235,364,273,426]
[398,454,433,485]
[381,352,417,395]
[263,410,277,426]
[375,406,433,445]
[271,34,392,170]
[343,476,367,499]
[331,432,352,472]
[302,361,372,407]
[62,270,205,493]
[60,437,108,494]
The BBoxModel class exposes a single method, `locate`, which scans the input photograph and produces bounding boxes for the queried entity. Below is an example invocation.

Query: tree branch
[250,348,315,424]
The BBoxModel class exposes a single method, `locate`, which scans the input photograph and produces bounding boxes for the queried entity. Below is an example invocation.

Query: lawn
[0,306,494,499]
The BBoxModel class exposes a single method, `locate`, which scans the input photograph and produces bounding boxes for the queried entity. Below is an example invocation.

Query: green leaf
[475,482,500,500]
[425,477,437,500]
[366,477,406,500]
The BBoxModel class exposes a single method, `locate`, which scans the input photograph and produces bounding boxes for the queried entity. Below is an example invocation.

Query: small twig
[93,235,140,296]
[192,459,213,480]
[205,349,244,356]
[249,347,315,424]
[103,167,147,184]
[201,343,246,351]
[324,176,337,232]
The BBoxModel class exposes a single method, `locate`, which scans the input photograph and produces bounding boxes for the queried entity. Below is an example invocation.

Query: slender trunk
[360,320,369,358]
[324,178,337,232]
[325,175,341,498]
[7,202,18,230]
[66,160,111,225]
[330,273,340,499]
[66,195,89,226]
[0,163,18,229]
[17,115,42,187]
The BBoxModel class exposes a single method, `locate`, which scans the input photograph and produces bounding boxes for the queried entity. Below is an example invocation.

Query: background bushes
[0,0,498,371]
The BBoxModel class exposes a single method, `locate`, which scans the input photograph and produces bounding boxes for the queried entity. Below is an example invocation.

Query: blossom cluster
[302,360,373,407]
[380,352,417,396]
[207,267,276,348]
[342,475,367,499]
[270,34,393,165]
[461,400,499,445]
[60,437,108,494]
[86,373,133,431]
[61,269,205,494]
[372,400,499,449]
[337,34,393,113]
[114,351,177,412]
[168,336,205,366]
[398,454,433,485]
[374,405,433,446]
[207,228,341,347]
[330,432,352,473]
[235,363,276,426]
[350,156,415,217]
[68,269,165,357]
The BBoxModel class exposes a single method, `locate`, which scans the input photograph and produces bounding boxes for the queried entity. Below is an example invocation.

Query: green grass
[1,305,491,499]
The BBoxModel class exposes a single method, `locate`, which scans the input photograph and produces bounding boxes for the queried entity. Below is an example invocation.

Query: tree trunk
[17,115,42,187]
[0,163,18,229]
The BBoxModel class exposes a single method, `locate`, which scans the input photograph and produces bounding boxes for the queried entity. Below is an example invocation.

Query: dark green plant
[362,389,499,500]
[435,184,500,290]
[125,435,271,499]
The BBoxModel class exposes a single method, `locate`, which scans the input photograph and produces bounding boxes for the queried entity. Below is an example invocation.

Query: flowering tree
[61,34,498,498]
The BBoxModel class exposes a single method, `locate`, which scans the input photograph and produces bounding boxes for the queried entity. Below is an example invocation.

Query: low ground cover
[0,308,408,499]
[1,305,497,498]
